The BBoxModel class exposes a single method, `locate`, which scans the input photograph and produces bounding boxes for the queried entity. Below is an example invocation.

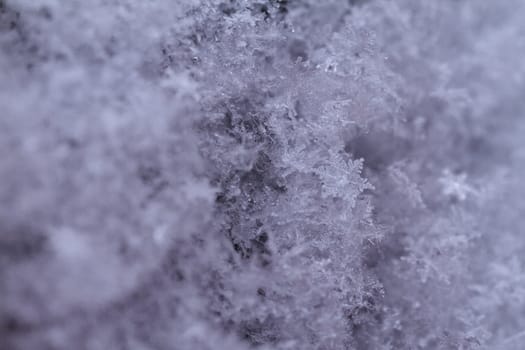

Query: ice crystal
[2,0,525,349]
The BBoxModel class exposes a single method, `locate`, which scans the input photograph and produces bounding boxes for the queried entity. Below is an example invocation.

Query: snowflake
[439,169,477,201]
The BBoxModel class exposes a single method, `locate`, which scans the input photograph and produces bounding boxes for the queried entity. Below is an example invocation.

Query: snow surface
[1,1,525,349]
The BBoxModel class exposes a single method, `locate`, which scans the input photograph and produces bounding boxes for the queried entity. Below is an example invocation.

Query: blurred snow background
[1,1,525,349]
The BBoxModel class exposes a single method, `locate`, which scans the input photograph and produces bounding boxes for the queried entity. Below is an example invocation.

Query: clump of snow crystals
[2,1,525,349]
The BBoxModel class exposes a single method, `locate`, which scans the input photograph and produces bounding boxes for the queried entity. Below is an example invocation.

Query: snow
[2,1,525,349]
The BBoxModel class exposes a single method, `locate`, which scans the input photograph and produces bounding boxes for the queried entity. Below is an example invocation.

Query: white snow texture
[1,1,525,349]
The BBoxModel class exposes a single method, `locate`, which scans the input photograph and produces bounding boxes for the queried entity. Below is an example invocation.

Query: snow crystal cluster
[1,1,525,349]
